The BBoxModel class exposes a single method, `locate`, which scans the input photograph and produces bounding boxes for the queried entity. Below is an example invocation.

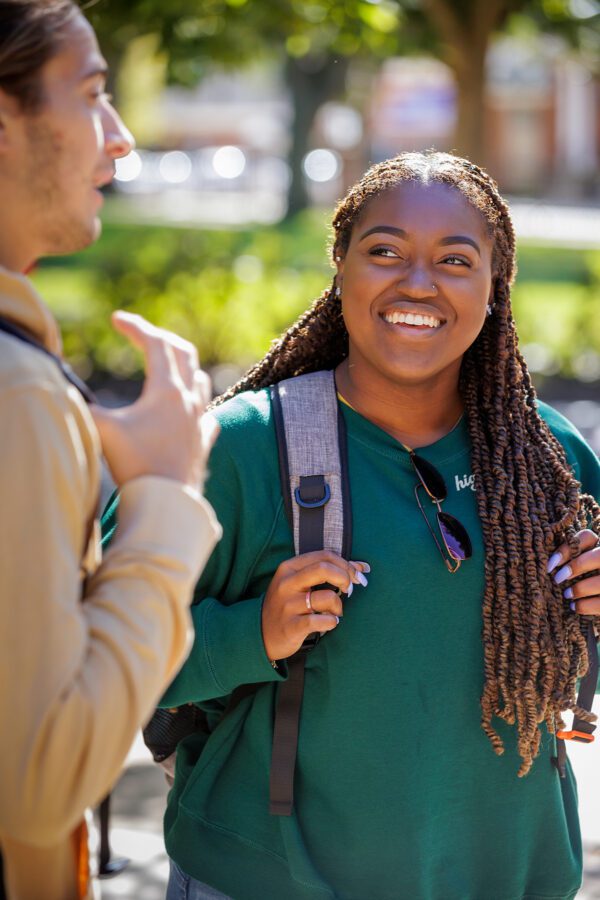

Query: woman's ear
[334,253,344,291]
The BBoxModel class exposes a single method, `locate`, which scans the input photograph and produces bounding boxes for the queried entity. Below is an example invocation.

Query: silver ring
[305,591,313,611]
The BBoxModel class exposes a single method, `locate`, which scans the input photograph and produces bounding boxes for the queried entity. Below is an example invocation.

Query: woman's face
[336,180,494,392]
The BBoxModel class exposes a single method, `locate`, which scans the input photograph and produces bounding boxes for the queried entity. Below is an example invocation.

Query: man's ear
[0,87,21,153]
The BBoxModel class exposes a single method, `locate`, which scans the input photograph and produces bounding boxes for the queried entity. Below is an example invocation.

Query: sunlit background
[38,1,599,895]
[33,0,600,428]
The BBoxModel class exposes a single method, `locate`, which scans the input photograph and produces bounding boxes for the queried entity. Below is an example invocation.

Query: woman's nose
[396,265,437,299]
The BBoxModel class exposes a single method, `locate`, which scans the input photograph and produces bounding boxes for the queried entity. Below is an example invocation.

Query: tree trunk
[451,49,487,163]
[284,54,348,218]
[421,0,508,167]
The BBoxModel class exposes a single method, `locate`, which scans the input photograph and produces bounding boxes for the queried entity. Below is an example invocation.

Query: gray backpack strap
[272,370,351,558]
[268,370,352,817]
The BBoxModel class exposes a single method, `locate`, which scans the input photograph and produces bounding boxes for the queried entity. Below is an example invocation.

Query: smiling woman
[105,151,600,900]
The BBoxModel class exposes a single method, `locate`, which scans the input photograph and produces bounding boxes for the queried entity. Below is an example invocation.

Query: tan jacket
[0,268,222,899]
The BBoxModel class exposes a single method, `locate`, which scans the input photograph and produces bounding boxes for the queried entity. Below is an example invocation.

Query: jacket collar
[0,266,62,357]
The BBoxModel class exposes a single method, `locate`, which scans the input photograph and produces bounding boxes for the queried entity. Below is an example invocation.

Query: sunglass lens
[411,453,447,501]
[438,512,473,561]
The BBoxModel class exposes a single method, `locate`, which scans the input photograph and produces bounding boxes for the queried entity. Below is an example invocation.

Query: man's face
[3,13,133,263]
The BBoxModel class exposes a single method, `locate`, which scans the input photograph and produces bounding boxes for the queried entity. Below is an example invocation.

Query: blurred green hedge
[32,206,600,386]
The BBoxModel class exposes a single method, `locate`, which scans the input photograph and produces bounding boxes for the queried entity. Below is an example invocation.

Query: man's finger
[111,311,176,383]
[169,341,199,393]
[199,412,220,452]
[194,369,212,408]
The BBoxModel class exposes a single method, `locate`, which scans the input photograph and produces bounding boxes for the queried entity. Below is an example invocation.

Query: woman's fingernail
[554,565,572,585]
[547,552,562,574]
[335,616,340,625]
[569,601,576,612]
[356,572,368,587]
[354,561,371,573]
[346,582,354,598]
[563,587,573,600]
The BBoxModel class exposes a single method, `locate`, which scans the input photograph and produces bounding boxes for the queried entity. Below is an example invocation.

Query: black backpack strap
[553,620,598,778]
[0,315,96,404]
[269,652,307,815]
[268,371,350,815]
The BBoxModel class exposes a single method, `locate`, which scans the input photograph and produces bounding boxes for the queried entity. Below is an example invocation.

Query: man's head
[0,0,134,270]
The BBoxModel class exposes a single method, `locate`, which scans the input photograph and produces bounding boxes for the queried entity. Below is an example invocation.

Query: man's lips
[93,168,115,189]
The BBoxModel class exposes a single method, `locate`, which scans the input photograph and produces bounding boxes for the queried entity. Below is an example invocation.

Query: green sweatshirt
[104,385,600,900]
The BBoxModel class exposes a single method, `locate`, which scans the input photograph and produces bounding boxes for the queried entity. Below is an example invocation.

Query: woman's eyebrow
[439,235,481,256]
[358,225,408,242]
[357,226,481,257]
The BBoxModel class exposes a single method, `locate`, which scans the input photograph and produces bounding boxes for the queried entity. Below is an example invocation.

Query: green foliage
[88,0,406,85]
[511,246,600,376]
[32,208,331,378]
[31,210,600,383]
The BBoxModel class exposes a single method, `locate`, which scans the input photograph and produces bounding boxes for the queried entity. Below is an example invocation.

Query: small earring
[335,285,341,298]
[431,283,438,294]
[486,304,493,317]
[335,256,341,262]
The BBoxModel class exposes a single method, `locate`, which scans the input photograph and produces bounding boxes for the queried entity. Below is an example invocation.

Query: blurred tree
[88,0,598,209]
[415,0,599,163]
[88,0,401,214]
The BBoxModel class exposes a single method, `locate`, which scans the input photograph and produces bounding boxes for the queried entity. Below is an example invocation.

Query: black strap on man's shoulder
[0,315,95,404]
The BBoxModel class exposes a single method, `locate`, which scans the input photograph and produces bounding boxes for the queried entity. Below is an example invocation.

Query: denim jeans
[166,859,233,900]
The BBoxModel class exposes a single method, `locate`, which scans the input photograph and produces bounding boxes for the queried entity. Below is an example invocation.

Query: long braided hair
[218,151,600,776]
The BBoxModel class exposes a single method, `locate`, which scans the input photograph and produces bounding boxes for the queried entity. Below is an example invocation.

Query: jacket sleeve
[157,412,290,709]
[0,381,221,846]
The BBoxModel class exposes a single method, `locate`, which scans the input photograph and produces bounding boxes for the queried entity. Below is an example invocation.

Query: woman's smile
[336,180,493,392]
[379,305,446,335]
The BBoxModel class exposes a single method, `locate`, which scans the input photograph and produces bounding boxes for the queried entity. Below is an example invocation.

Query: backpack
[142,368,597,813]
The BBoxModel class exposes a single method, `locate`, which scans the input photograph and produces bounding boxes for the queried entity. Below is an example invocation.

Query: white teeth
[383,311,441,328]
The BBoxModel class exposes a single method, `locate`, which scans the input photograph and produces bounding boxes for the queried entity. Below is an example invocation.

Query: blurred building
[369,37,599,198]
[113,35,599,219]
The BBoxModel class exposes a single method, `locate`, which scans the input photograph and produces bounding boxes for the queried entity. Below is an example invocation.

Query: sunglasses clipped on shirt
[410,451,472,573]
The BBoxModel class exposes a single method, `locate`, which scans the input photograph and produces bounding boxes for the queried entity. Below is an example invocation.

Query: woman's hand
[548,529,600,615]
[261,550,369,662]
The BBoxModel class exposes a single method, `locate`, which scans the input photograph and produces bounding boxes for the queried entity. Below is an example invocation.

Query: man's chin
[45,216,102,257]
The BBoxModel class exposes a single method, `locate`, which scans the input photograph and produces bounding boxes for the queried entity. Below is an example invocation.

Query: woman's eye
[442,255,470,267]
[369,247,400,259]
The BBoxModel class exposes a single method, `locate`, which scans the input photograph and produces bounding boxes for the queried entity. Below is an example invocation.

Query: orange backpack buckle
[556,729,595,743]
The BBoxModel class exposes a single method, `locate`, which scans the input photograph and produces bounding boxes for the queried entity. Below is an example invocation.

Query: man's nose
[103,104,135,159]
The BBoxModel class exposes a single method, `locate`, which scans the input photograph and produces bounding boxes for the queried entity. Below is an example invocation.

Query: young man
[0,1,222,897]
